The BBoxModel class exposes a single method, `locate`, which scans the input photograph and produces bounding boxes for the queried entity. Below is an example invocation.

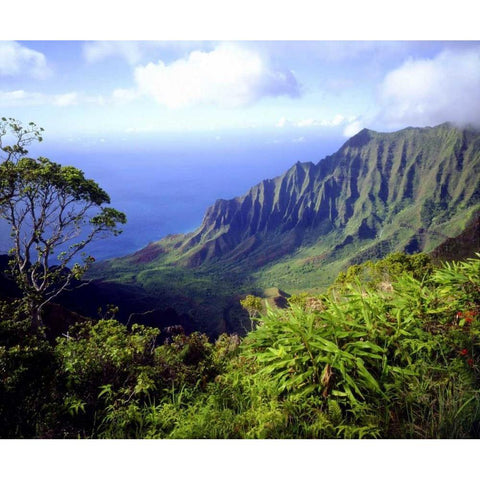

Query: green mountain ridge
[90,122,480,334]
[111,123,478,269]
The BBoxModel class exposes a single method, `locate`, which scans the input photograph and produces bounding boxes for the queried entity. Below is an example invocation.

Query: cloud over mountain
[377,48,480,128]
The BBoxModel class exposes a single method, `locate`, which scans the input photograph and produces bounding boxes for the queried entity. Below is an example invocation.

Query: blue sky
[1,40,480,149]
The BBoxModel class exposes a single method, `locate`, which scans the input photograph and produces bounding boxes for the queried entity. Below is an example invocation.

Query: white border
[1,0,478,40]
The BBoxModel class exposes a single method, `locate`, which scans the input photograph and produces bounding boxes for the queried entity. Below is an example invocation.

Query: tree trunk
[30,303,45,331]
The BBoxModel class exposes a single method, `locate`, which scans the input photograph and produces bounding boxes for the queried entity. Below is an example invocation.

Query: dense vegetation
[2,252,479,438]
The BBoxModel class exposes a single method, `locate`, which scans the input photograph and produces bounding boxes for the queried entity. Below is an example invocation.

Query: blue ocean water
[0,130,344,261]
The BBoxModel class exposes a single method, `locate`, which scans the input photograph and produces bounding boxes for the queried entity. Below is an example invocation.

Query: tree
[1,117,44,204]
[0,117,44,162]
[0,118,126,329]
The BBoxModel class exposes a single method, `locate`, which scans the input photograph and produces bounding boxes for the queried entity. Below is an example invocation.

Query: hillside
[431,211,480,263]
[90,123,480,333]
[4,253,480,439]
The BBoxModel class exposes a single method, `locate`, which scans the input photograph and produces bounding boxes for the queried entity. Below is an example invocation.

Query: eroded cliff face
[149,123,479,269]
[86,123,480,336]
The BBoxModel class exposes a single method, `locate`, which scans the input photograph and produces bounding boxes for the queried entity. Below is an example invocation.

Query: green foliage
[287,291,311,309]
[54,319,159,437]
[51,319,232,438]
[244,254,480,438]
[0,117,44,164]
[240,294,264,331]
[2,253,480,438]
[331,252,435,293]
[0,301,61,438]
[240,294,263,317]
[433,253,480,306]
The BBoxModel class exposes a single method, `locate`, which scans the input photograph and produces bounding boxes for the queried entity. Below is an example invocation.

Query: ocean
[0,129,344,261]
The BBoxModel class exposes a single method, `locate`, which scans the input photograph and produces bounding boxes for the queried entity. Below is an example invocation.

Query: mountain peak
[341,127,374,148]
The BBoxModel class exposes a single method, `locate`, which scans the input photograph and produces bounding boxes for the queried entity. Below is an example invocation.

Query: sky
[1,39,480,150]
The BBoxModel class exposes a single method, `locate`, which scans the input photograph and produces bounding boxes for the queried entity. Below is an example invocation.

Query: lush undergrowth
[1,253,479,438]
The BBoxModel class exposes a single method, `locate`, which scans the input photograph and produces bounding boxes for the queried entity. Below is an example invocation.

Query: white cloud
[0,90,45,106]
[276,114,346,128]
[0,41,51,79]
[52,92,79,107]
[377,48,480,128]
[0,90,104,108]
[297,118,316,127]
[83,41,149,65]
[82,41,209,66]
[111,88,140,104]
[330,114,345,126]
[132,44,300,108]
[343,120,363,137]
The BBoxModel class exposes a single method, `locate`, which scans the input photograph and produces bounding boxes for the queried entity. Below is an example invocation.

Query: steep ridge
[88,122,480,334]
[128,123,479,274]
